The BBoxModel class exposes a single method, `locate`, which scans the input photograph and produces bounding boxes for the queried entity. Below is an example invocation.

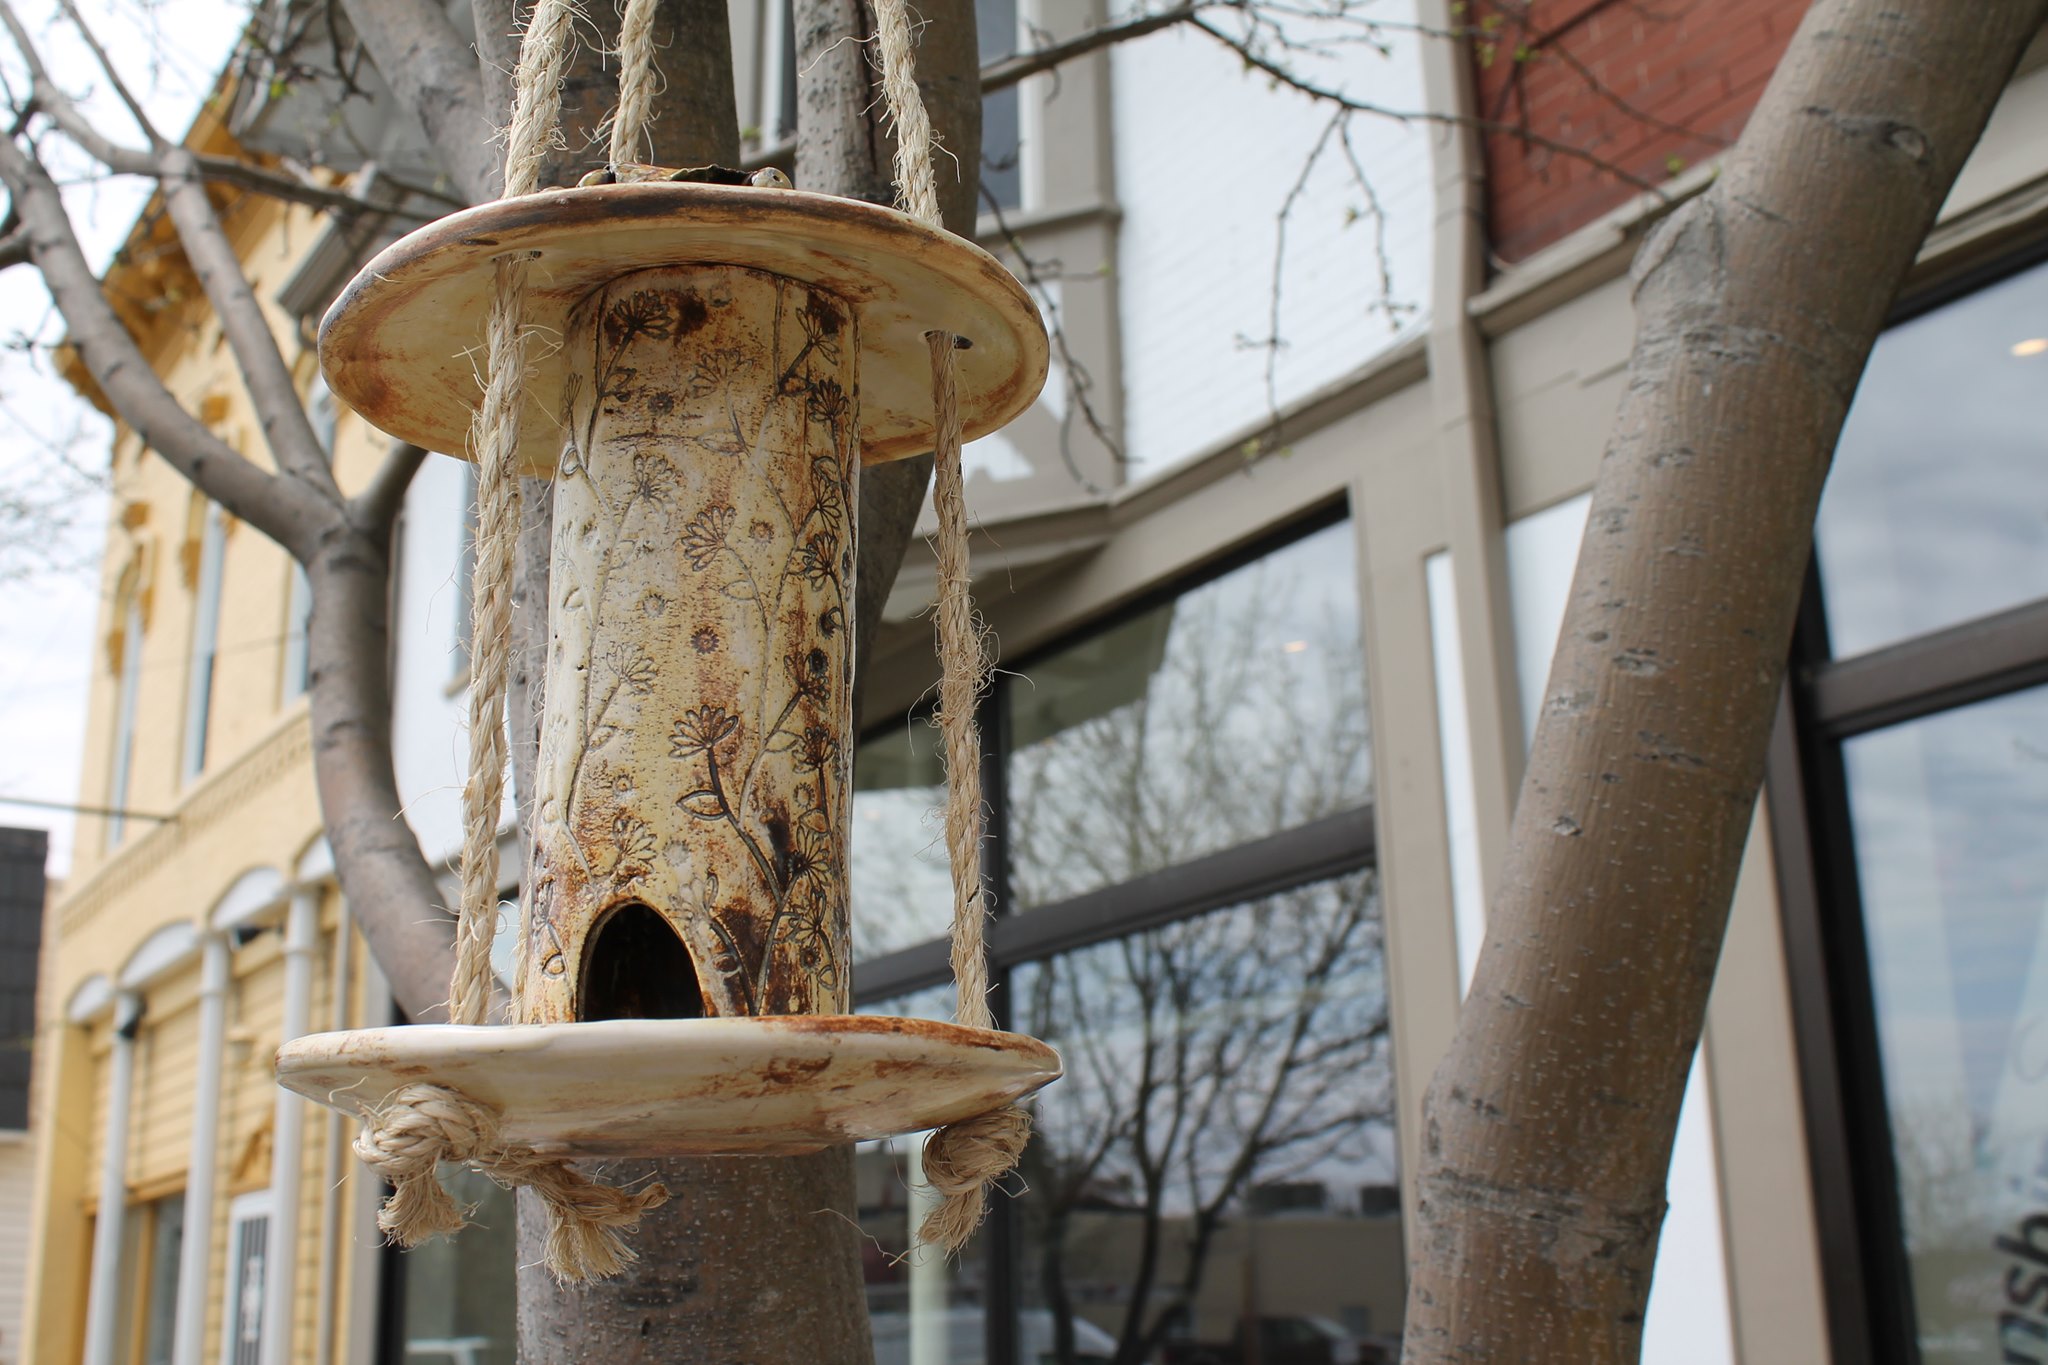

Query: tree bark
[1401,3,2048,1360]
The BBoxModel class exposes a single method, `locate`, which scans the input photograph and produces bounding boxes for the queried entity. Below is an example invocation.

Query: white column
[172,934,232,1365]
[261,890,321,1365]
[907,1134,945,1365]
[81,989,143,1365]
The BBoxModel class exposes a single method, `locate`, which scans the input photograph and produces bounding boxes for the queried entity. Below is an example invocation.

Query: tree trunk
[1401,2,2048,1360]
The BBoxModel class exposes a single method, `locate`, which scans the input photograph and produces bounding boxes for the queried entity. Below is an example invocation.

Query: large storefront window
[1813,257,2048,660]
[1005,520,1369,907]
[1788,251,2048,1365]
[1843,687,2048,1362]
[1014,871,1402,1364]
[852,511,1388,1364]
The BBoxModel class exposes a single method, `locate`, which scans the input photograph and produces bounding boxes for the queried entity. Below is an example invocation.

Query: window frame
[218,1190,273,1365]
[1768,242,2048,1365]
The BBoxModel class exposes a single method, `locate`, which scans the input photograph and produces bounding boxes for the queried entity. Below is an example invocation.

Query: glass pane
[1842,683,2048,1361]
[1815,258,2048,658]
[141,1194,185,1364]
[1014,871,1404,1363]
[1006,521,1369,907]
[859,989,986,1362]
[977,0,1021,209]
[851,718,955,960]
[399,1166,517,1364]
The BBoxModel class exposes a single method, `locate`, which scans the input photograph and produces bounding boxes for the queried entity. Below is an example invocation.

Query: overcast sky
[0,0,241,879]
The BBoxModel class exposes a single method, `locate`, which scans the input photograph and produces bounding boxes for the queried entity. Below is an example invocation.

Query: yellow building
[24,102,400,1365]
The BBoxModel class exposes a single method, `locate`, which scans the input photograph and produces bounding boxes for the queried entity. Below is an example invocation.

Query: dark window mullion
[983,673,1019,1365]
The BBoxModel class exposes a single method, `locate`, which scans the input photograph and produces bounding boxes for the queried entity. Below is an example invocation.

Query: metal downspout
[81,989,144,1365]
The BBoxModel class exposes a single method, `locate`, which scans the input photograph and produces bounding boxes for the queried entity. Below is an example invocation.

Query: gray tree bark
[1401,2,2048,1360]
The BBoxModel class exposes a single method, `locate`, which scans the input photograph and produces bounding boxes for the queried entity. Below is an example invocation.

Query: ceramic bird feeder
[276,181,1061,1158]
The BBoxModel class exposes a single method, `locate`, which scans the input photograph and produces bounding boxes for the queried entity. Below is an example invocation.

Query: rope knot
[918,1103,1031,1252]
[353,1081,670,1281]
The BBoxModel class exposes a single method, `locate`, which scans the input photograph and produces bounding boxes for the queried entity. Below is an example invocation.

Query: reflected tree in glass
[1017,871,1398,1365]
[1006,522,1370,909]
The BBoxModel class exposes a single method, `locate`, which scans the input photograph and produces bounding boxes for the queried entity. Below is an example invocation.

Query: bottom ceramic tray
[274,1015,1061,1157]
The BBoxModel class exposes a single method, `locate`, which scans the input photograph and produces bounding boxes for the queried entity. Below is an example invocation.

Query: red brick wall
[1471,0,1809,264]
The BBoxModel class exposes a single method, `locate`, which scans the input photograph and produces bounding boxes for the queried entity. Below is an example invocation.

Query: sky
[0,0,242,880]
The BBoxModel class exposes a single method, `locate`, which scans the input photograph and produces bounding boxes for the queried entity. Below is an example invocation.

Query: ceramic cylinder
[519,264,859,1022]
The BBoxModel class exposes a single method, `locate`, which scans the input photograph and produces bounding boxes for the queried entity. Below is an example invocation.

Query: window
[107,585,145,848]
[852,512,1393,1361]
[1778,249,2048,1365]
[1813,256,2048,659]
[282,376,338,702]
[384,1166,517,1364]
[748,0,1024,210]
[183,500,228,781]
[221,1192,271,1365]
[137,1192,185,1365]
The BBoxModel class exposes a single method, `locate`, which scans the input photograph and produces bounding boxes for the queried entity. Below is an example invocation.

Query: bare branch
[981,3,1201,93]
[1189,14,1663,197]
[349,437,427,532]
[51,0,162,147]
[0,135,323,556]
[158,147,336,493]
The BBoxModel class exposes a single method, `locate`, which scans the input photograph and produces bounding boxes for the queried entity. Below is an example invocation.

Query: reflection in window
[1014,871,1402,1363]
[1816,257,2048,658]
[1006,520,1369,907]
[978,0,1022,210]
[395,1166,518,1364]
[859,989,985,1362]
[1842,683,2048,1362]
[851,718,955,960]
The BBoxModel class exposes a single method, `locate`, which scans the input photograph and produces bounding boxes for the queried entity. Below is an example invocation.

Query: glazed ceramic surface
[275,1017,1063,1156]
[317,182,1049,473]
[521,265,857,1022]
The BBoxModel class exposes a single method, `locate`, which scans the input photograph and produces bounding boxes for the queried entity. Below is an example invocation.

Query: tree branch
[1189,14,1662,196]
[0,135,324,556]
[981,3,1200,94]
[349,437,427,531]
[51,0,161,147]
[336,0,499,202]
[158,147,336,494]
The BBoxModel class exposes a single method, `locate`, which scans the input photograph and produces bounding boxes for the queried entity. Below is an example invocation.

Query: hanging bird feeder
[274,0,1059,1282]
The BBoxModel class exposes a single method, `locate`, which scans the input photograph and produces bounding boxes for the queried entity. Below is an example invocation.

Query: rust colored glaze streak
[520,264,860,1022]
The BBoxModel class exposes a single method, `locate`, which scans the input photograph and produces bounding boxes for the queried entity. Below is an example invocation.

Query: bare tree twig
[0,133,321,556]
[51,0,162,147]
[982,3,1202,93]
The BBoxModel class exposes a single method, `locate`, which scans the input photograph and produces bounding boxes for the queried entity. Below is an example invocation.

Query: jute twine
[347,0,671,1283]
[871,0,1033,1254]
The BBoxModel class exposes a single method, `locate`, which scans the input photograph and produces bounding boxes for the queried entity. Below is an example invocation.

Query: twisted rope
[363,0,669,1282]
[608,0,663,165]
[355,1083,670,1281]
[871,0,1031,1255]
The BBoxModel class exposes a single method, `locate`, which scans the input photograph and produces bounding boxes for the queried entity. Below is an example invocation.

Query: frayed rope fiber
[354,1083,670,1282]
[871,0,1032,1253]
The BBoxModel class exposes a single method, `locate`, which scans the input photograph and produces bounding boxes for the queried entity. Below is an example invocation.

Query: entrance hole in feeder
[578,902,706,1022]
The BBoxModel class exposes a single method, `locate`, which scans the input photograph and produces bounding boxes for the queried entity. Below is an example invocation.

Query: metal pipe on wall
[81,989,144,1365]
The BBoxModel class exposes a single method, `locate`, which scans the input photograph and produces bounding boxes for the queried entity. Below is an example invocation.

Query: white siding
[0,1136,35,1365]
[1109,2,1431,477]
